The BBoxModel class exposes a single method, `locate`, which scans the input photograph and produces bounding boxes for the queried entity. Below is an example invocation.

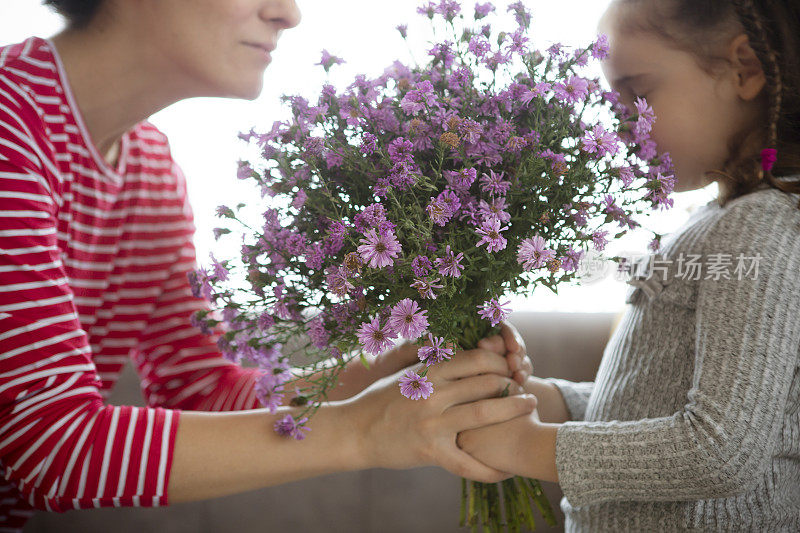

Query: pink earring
[761,148,778,172]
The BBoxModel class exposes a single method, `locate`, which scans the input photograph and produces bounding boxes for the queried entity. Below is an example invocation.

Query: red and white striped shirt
[0,36,261,531]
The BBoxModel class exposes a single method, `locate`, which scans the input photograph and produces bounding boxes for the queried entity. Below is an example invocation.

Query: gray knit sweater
[545,185,800,531]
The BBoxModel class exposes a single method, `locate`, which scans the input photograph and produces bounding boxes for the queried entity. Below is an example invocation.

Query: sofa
[25,311,617,533]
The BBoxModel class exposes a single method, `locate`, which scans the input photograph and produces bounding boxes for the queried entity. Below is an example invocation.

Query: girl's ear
[728,33,767,101]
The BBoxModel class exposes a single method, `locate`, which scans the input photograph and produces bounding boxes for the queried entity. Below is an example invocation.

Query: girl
[461,0,800,530]
[0,0,536,530]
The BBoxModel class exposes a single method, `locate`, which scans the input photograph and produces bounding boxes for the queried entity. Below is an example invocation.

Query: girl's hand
[456,409,561,484]
[344,348,538,483]
[477,321,533,386]
[456,410,540,479]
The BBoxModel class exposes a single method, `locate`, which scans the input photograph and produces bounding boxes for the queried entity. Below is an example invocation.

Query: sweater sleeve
[131,161,261,412]
[543,378,594,422]
[554,194,800,507]
[0,107,179,511]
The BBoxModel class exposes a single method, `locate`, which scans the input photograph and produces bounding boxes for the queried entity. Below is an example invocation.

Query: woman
[0,0,535,529]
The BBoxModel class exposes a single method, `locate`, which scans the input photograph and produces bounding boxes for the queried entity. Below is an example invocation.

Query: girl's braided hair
[42,0,104,30]
[621,0,800,208]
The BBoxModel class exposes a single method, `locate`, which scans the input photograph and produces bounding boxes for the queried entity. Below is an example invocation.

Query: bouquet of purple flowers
[191,1,674,530]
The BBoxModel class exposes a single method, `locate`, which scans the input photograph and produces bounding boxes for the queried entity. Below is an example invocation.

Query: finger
[442,374,524,407]
[443,394,537,432]
[520,356,533,378]
[500,321,522,354]
[436,445,514,484]
[476,335,505,355]
[510,357,533,384]
[434,349,512,381]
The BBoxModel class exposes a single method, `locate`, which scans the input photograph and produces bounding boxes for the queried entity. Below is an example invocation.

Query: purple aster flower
[357,316,398,355]
[360,132,378,154]
[412,255,433,277]
[400,90,425,115]
[444,168,477,191]
[475,2,494,18]
[592,230,610,252]
[468,36,492,59]
[399,370,434,400]
[307,316,330,349]
[396,24,408,39]
[417,334,454,367]
[479,170,511,196]
[478,197,511,224]
[387,137,414,163]
[507,1,532,28]
[434,0,461,21]
[477,298,512,327]
[433,245,465,278]
[358,228,402,269]
[475,218,509,253]
[616,165,636,188]
[649,237,662,253]
[216,205,234,220]
[602,194,627,223]
[633,97,656,139]
[560,247,586,273]
[554,76,590,104]
[581,124,620,159]
[208,254,229,283]
[592,33,610,60]
[428,41,456,69]
[411,277,444,300]
[517,235,556,270]
[316,49,345,72]
[274,414,310,440]
[388,298,429,339]
[353,203,387,232]
[458,118,482,144]
[255,372,286,414]
[426,197,453,226]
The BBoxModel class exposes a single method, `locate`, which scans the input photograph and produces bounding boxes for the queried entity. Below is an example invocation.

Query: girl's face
[136,0,301,100]
[597,1,763,193]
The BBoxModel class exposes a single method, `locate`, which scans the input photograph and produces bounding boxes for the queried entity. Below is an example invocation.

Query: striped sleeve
[0,103,179,512]
[554,195,800,507]
[132,162,261,412]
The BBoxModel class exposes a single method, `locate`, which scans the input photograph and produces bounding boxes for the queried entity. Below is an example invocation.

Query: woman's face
[597,1,759,193]
[136,0,301,100]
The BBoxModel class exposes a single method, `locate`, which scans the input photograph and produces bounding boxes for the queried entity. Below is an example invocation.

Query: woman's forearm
[168,403,366,503]
[523,376,571,424]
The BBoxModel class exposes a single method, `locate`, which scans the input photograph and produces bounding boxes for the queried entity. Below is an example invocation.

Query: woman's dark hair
[620,0,800,208]
[42,0,104,30]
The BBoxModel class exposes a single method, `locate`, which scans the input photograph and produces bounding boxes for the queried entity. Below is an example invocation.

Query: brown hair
[619,0,800,208]
[43,0,104,30]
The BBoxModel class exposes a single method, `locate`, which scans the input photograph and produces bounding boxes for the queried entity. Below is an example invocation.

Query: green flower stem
[460,477,467,527]
[524,478,558,527]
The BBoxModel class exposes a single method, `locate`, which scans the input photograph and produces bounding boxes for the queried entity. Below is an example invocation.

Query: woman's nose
[277,0,301,30]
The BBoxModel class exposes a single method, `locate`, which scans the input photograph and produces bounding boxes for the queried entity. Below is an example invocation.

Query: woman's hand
[344,348,538,483]
[477,321,533,386]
